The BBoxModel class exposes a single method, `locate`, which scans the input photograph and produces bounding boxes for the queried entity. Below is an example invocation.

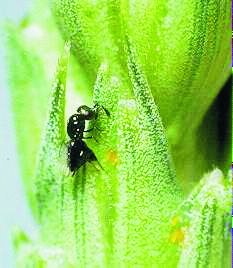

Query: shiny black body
[67,105,97,140]
[67,139,97,175]
[66,105,103,176]
[67,114,85,140]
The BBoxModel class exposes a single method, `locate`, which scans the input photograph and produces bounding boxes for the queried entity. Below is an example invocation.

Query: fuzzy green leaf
[169,169,231,268]
[51,0,125,82]
[51,0,231,185]
[16,52,182,266]
[4,1,231,267]
[121,0,231,184]
[33,42,70,221]
[4,23,50,207]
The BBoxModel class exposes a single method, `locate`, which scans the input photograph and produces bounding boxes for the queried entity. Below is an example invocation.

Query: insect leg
[93,103,110,117]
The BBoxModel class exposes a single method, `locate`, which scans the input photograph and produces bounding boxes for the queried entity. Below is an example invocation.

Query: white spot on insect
[80,150,84,156]
[74,121,78,125]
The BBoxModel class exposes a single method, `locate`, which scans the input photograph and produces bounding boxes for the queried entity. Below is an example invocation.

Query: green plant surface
[3,0,231,267]
[12,43,231,268]
[51,0,231,185]
[176,169,231,268]
[4,23,51,208]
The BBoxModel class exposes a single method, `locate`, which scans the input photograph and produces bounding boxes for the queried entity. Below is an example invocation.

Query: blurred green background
[0,1,37,267]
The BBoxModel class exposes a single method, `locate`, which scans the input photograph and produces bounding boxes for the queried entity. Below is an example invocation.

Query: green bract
[4,0,231,267]
[51,0,231,184]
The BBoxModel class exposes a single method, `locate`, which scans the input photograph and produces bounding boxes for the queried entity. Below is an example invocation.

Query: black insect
[66,104,109,175]
[67,139,97,175]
